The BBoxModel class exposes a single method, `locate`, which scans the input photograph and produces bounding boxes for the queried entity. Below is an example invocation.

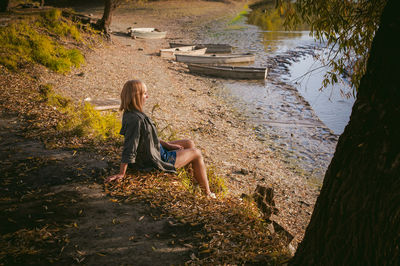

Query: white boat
[160,46,207,59]
[170,42,232,53]
[128,27,167,39]
[187,64,268,80]
[175,53,255,64]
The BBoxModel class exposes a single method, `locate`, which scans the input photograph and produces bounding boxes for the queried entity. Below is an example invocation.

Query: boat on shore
[170,43,232,53]
[128,27,167,39]
[175,53,255,64]
[160,46,207,59]
[187,64,268,80]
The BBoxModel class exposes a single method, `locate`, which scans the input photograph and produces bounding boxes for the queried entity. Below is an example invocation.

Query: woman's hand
[105,173,124,183]
[166,143,184,151]
[160,140,184,151]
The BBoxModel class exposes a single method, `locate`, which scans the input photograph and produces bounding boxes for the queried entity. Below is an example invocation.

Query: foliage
[283,0,387,90]
[0,9,84,72]
[39,9,83,42]
[39,84,121,140]
[206,166,228,196]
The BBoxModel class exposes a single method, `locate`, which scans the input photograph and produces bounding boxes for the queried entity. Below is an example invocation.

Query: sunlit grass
[0,9,85,72]
[39,84,121,140]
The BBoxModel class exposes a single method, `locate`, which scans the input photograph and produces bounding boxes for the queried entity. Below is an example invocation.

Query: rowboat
[170,43,232,53]
[160,46,207,59]
[175,53,255,64]
[128,27,167,39]
[187,64,268,80]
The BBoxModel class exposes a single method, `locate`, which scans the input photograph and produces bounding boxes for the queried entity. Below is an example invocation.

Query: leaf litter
[105,171,291,264]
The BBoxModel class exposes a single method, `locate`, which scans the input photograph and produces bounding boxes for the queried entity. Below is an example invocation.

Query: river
[196,2,356,183]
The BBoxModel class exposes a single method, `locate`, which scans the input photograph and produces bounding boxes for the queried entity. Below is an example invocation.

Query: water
[285,54,355,134]
[196,6,356,180]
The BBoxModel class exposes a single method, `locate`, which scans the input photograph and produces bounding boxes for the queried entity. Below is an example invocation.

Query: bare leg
[168,139,195,149]
[175,148,211,196]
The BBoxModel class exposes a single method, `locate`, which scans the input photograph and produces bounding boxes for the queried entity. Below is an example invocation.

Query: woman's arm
[105,163,128,183]
[106,114,141,183]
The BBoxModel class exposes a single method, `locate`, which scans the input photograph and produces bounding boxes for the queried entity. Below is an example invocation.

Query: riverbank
[1,0,320,261]
[40,0,319,246]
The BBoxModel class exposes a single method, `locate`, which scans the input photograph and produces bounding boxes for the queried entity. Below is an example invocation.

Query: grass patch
[39,84,121,140]
[177,166,228,197]
[0,8,85,73]
[228,5,249,25]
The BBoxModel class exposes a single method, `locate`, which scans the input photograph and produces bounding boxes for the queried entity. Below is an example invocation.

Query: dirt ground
[1,0,321,264]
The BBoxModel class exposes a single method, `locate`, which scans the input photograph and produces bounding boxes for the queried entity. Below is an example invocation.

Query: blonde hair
[120,80,146,112]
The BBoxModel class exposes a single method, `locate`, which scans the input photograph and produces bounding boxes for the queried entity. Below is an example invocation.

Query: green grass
[0,9,85,73]
[228,5,249,25]
[39,84,121,140]
[177,165,228,197]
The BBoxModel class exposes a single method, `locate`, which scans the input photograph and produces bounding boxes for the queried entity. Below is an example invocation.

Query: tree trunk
[290,0,400,264]
[98,0,120,38]
[0,0,10,12]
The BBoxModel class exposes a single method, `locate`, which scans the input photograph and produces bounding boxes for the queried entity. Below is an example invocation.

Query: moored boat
[187,64,267,79]
[128,27,167,39]
[175,53,255,64]
[170,42,232,53]
[160,46,207,59]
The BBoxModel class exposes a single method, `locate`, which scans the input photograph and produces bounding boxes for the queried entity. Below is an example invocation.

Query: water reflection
[261,31,307,53]
[247,1,309,31]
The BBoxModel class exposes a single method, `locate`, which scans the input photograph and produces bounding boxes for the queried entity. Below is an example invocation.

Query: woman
[105,80,215,198]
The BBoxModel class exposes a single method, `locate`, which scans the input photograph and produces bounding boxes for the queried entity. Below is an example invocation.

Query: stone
[240,168,249,175]
[253,185,279,220]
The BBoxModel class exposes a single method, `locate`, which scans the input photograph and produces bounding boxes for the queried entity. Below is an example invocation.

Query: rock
[253,185,279,220]
[240,168,249,175]
[138,48,144,51]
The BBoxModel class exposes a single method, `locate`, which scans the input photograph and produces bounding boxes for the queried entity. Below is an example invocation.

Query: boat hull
[187,64,268,80]
[175,53,255,64]
[170,43,232,53]
[131,30,167,39]
[160,46,207,59]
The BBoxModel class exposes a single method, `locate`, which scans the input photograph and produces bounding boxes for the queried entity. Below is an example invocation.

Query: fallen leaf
[76,250,86,256]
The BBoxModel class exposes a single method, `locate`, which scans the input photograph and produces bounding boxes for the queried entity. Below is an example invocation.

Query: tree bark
[98,0,121,38]
[0,0,10,12]
[290,0,400,264]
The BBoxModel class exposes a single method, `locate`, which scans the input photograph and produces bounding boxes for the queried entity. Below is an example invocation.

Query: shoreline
[36,0,319,247]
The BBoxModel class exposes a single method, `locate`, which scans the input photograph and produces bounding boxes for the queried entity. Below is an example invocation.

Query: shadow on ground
[0,112,197,265]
